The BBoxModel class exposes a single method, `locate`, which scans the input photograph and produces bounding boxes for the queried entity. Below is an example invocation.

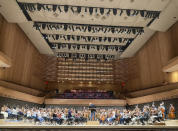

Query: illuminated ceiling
[0,0,178,60]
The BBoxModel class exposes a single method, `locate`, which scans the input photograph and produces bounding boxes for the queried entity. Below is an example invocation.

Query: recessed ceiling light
[130,0,134,3]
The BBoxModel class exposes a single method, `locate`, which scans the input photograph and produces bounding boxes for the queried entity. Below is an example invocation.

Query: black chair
[0,114,4,119]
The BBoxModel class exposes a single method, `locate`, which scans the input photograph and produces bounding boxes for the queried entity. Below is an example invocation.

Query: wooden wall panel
[0,86,44,104]
[127,82,178,98]
[127,22,178,92]
[0,14,45,90]
[45,99,126,106]
[127,89,178,105]
[0,80,44,96]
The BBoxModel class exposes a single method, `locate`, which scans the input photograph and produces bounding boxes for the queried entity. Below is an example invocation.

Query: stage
[0,120,178,131]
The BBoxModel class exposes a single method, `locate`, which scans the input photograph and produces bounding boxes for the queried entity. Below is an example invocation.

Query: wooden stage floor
[0,120,178,131]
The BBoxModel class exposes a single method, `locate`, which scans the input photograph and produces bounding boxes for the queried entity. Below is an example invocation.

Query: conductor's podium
[86,121,100,125]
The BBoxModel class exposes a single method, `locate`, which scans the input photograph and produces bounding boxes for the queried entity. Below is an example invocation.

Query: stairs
[86,121,100,125]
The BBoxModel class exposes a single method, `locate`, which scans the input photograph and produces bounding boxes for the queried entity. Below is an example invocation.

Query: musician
[89,103,96,121]
[160,102,165,120]
[168,104,175,119]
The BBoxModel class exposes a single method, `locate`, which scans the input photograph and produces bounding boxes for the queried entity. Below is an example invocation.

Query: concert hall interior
[0,0,178,130]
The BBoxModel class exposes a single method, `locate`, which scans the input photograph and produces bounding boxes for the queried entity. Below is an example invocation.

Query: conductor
[89,103,96,121]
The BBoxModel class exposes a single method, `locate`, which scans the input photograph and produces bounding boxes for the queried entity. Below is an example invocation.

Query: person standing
[168,104,175,119]
[89,103,96,121]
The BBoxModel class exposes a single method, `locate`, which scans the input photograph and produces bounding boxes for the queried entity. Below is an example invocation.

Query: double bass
[168,104,175,119]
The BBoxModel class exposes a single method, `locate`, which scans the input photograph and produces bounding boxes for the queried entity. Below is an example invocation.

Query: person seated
[123,110,131,125]
[42,109,47,124]
[11,107,18,120]
[151,107,162,123]
[66,109,73,125]
[139,112,146,125]
[45,110,51,124]
[99,112,106,125]
[115,110,122,125]
[0,106,8,119]
[119,111,125,125]
[157,108,163,122]
[26,109,33,122]
[160,102,165,120]
[107,110,116,125]
[142,108,150,125]
[131,111,139,125]
[32,109,37,123]
[36,109,44,124]
[74,110,80,125]
[52,110,60,125]
[83,109,88,123]
[17,108,24,121]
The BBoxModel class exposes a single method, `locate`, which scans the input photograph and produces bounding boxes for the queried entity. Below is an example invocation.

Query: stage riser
[1,129,178,131]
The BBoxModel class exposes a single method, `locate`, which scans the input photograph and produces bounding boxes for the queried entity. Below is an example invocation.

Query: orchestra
[0,102,175,125]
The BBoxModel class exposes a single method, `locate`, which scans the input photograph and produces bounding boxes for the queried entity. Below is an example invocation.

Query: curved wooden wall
[0,14,45,90]
[0,80,44,96]
[0,84,178,106]
[127,82,178,98]
[0,86,44,104]
[127,89,178,105]
[127,22,178,91]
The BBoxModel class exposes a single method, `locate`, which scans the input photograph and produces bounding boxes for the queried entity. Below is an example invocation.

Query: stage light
[126,9,131,16]
[97,45,100,51]
[58,44,61,49]
[88,36,91,42]
[64,5,69,12]
[89,7,93,15]
[115,46,118,51]
[67,35,70,41]
[77,45,80,50]
[119,38,122,43]
[64,24,68,31]
[88,26,91,32]
[77,6,81,13]
[140,10,145,17]
[111,28,115,33]
[99,37,102,42]
[108,37,111,42]
[68,44,71,50]
[113,9,117,15]
[106,45,108,51]
[52,5,57,12]
[104,37,107,42]
[77,36,80,41]
[87,45,90,50]
[100,8,104,15]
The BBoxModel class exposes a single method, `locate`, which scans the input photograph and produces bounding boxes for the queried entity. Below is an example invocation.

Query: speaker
[126,103,130,110]
[55,89,59,94]
[42,103,46,108]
